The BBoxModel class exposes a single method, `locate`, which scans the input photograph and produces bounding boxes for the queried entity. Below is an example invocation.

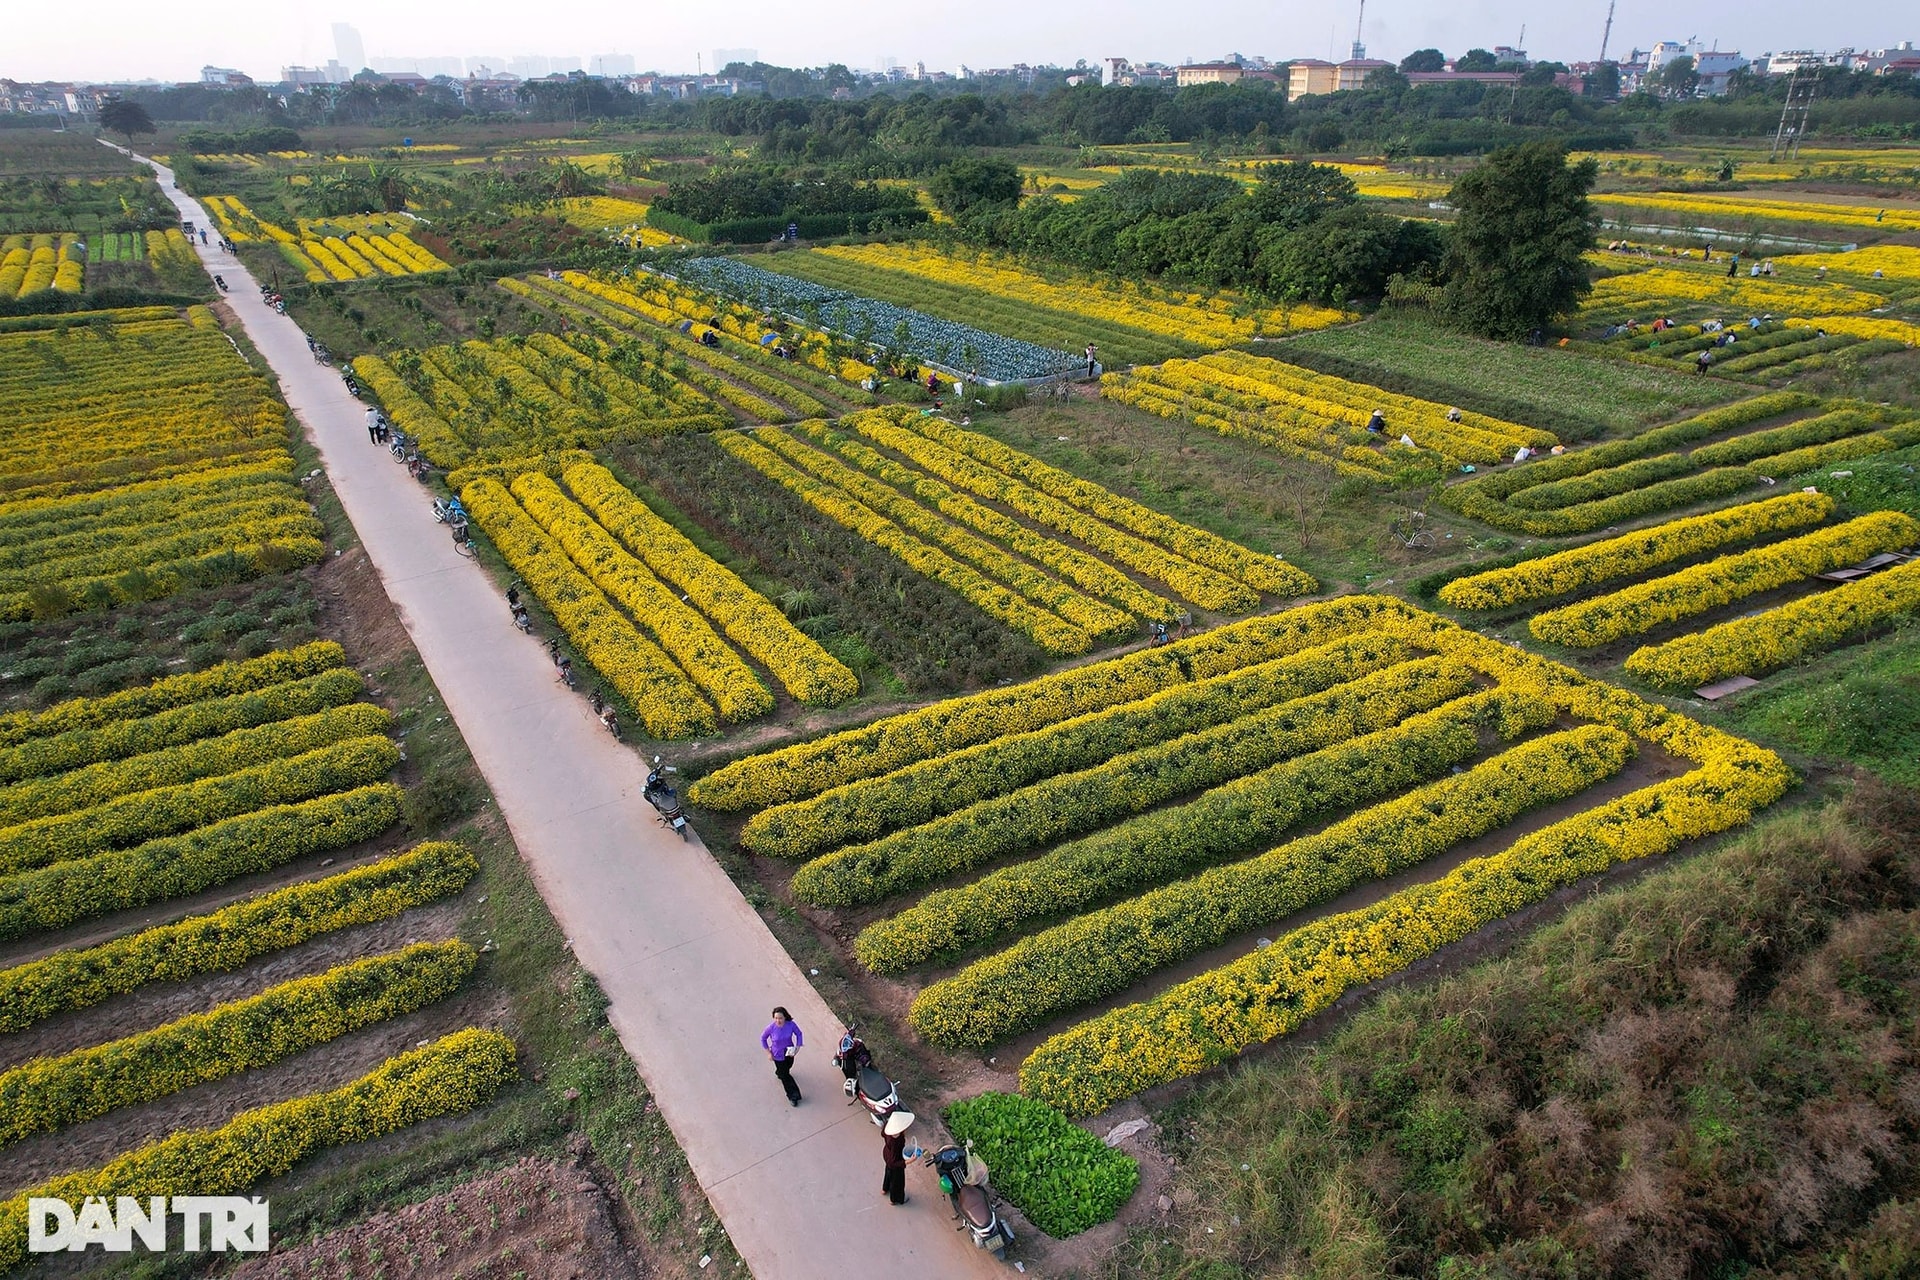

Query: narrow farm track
[128,147,1005,1280]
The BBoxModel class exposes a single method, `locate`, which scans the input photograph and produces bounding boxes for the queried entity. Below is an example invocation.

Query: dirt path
[131,148,1007,1280]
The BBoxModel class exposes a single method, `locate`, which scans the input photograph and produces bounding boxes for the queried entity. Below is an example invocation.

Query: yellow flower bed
[551,195,655,231]
[1775,244,1920,282]
[461,478,716,737]
[1530,510,1920,647]
[816,242,1348,342]
[750,632,1410,862]
[1439,491,1836,610]
[1596,192,1920,233]
[1782,314,1920,348]
[1583,266,1885,318]
[792,420,1176,621]
[838,412,1259,611]
[1625,559,1920,688]
[910,723,1636,1049]
[511,472,773,722]
[715,429,1092,656]
[0,1029,518,1273]
[687,596,1406,811]
[752,425,1135,641]
[0,940,474,1145]
[0,841,477,1034]
[561,462,858,706]
[910,413,1316,597]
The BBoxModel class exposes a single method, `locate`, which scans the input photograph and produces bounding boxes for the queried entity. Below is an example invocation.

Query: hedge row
[0,941,476,1145]
[0,701,392,828]
[0,735,402,875]
[0,842,478,1034]
[1689,408,1888,468]
[1530,511,1920,647]
[1019,735,1794,1116]
[907,723,1632,1049]
[689,596,1406,811]
[1625,559,1920,689]
[0,1028,519,1272]
[744,632,1409,860]
[1437,492,1836,611]
[0,783,404,941]
[0,641,348,748]
[0,668,367,789]
[857,687,1549,973]
[795,655,1477,910]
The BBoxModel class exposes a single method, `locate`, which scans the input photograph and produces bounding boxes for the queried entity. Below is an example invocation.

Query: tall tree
[98,99,155,147]
[1442,140,1598,339]
[1399,49,1447,73]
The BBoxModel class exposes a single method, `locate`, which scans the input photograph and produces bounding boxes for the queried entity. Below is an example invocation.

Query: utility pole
[1599,0,1616,62]
[1770,52,1818,161]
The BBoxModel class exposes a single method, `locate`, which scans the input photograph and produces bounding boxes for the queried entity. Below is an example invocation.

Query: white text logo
[28,1197,269,1253]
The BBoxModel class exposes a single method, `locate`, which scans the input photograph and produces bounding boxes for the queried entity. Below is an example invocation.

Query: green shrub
[944,1092,1139,1238]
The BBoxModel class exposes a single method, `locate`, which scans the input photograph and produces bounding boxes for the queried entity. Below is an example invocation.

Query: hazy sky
[2,0,1909,83]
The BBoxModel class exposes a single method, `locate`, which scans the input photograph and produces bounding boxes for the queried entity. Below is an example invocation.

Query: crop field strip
[0,652,514,1264]
[0,233,85,298]
[1578,319,1905,384]
[1103,349,1558,474]
[695,595,1790,1117]
[752,242,1348,367]
[201,195,450,281]
[459,462,857,737]
[500,272,859,422]
[0,308,323,616]
[1438,392,1920,536]
[354,330,728,468]
[676,256,1075,381]
[713,409,1312,656]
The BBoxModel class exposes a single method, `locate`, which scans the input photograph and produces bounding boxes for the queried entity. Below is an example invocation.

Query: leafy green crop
[943,1092,1138,1238]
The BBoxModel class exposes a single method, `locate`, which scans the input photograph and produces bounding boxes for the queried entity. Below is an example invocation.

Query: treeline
[648,171,926,241]
[953,161,1444,304]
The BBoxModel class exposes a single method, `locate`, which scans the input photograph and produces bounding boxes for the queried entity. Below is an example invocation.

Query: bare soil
[226,1153,646,1280]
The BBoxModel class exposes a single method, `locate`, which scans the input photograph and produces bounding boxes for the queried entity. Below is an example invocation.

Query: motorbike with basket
[643,757,687,837]
[925,1141,1016,1259]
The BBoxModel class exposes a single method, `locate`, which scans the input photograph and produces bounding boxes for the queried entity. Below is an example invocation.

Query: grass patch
[1279,313,1744,439]
[1726,624,1920,787]
[1117,779,1920,1280]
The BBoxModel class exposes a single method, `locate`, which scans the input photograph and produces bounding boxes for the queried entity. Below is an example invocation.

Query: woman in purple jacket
[761,1007,804,1106]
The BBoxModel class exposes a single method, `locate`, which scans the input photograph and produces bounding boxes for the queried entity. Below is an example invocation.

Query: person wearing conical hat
[882,1110,916,1206]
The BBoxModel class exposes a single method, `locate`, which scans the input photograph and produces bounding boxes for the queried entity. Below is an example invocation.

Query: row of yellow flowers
[1596,191,1920,234]
[857,683,1546,973]
[1776,244,1920,282]
[747,632,1409,863]
[838,412,1267,611]
[0,841,477,1034]
[1100,367,1395,480]
[752,424,1135,641]
[687,596,1402,812]
[715,428,1093,656]
[1583,266,1886,318]
[461,477,717,737]
[1010,597,1793,1113]
[909,723,1635,1050]
[0,940,474,1146]
[1530,511,1920,647]
[0,697,391,831]
[814,242,1348,343]
[910,412,1316,598]
[511,472,774,722]
[1439,491,1836,610]
[0,1029,518,1273]
[791,421,1178,621]
[561,462,859,706]
[1626,559,1920,689]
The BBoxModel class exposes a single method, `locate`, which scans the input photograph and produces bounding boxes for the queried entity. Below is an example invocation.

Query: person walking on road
[882,1110,916,1205]
[366,407,381,444]
[761,1007,804,1106]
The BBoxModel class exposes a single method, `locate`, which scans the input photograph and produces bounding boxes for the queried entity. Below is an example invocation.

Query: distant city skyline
[2,0,1910,83]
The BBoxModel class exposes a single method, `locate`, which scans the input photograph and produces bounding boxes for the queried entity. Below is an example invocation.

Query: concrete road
[134,152,1009,1279]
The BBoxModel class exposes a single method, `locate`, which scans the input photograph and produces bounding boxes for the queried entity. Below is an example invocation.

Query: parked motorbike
[925,1143,1015,1259]
[432,497,467,525]
[834,1026,901,1127]
[644,757,687,837]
